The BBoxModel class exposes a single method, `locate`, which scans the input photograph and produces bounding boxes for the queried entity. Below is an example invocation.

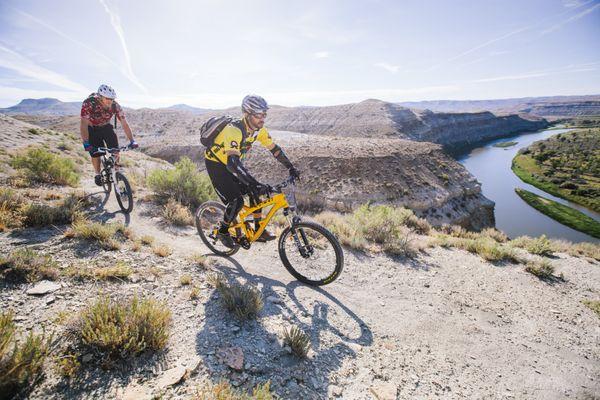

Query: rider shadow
[194,255,373,398]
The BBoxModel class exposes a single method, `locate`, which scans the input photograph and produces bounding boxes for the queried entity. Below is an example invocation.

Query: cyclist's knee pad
[224,196,244,223]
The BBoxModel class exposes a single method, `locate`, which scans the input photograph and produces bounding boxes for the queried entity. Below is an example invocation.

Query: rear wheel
[195,201,239,256]
[114,172,133,213]
[278,221,343,286]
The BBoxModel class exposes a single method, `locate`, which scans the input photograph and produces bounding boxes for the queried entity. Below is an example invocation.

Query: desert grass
[510,235,554,257]
[76,295,171,360]
[180,274,192,286]
[314,204,429,256]
[140,235,155,246]
[283,326,311,358]
[191,380,273,400]
[582,300,600,318]
[208,274,263,320]
[524,259,556,280]
[434,235,521,263]
[189,253,212,269]
[0,248,59,283]
[65,220,129,250]
[0,311,52,399]
[189,286,200,300]
[153,244,172,257]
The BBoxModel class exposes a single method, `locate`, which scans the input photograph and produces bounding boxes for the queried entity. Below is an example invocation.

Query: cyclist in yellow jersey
[204,95,300,248]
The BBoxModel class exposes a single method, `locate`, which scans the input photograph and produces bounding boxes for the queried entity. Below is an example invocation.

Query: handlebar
[93,146,130,155]
[271,175,297,193]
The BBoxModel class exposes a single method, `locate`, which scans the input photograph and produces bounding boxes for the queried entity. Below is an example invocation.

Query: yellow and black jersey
[205,122,274,164]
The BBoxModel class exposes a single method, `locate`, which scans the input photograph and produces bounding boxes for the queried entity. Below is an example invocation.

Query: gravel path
[1,176,599,399]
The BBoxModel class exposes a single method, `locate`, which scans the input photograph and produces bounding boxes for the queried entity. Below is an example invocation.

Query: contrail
[541,2,600,35]
[98,0,148,93]
[13,7,147,92]
[0,43,89,93]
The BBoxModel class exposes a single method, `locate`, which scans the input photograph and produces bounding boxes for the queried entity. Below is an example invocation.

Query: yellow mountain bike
[195,176,343,286]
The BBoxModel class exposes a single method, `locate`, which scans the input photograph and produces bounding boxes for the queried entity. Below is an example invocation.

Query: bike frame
[230,192,290,243]
[97,146,128,185]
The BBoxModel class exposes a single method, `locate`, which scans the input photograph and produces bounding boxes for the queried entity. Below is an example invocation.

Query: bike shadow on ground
[194,254,373,398]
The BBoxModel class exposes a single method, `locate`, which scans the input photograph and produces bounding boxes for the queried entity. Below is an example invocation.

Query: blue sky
[0,0,598,108]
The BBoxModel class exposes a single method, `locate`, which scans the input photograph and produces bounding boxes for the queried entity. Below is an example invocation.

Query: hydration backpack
[86,93,119,129]
[199,115,234,147]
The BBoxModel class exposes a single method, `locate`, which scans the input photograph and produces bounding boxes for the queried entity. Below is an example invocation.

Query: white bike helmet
[241,95,269,114]
[97,84,116,99]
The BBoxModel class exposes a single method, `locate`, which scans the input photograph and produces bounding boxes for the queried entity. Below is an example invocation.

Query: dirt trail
[65,174,600,400]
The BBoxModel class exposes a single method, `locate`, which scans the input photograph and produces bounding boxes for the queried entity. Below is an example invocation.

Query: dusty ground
[1,170,599,400]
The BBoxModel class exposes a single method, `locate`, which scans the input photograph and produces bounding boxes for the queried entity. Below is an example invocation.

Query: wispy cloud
[314,51,330,59]
[429,27,530,71]
[13,7,148,93]
[374,62,400,73]
[0,43,89,93]
[563,0,587,7]
[541,2,600,35]
[469,62,598,83]
[98,0,147,93]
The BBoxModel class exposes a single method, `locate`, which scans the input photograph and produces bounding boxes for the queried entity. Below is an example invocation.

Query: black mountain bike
[95,146,134,213]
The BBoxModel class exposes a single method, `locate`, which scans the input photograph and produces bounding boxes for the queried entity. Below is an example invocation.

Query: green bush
[0,311,52,400]
[147,157,216,208]
[77,295,171,360]
[10,147,79,186]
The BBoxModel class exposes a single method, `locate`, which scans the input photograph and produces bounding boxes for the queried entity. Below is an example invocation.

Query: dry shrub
[162,199,193,226]
[189,286,200,300]
[94,262,132,281]
[283,326,310,358]
[189,253,212,269]
[314,211,367,250]
[208,274,263,320]
[77,295,171,360]
[153,244,172,257]
[20,193,86,227]
[510,235,554,257]
[131,240,142,252]
[180,274,192,286]
[0,311,52,399]
[582,300,600,318]
[140,235,155,246]
[66,220,128,250]
[192,380,273,400]
[0,189,25,231]
[315,204,429,256]
[0,248,59,283]
[551,240,599,261]
[434,235,521,263]
[480,228,509,243]
[525,260,555,280]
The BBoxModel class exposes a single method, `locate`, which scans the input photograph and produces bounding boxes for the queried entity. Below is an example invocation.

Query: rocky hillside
[398,95,600,117]
[2,114,495,230]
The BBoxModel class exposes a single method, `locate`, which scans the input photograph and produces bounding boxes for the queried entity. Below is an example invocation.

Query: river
[457,128,599,243]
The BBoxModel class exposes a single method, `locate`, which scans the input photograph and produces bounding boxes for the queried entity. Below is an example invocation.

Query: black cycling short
[88,124,118,158]
[205,159,250,203]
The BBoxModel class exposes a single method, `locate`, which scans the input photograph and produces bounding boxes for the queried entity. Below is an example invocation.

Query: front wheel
[278,221,343,286]
[195,201,239,256]
[114,172,133,213]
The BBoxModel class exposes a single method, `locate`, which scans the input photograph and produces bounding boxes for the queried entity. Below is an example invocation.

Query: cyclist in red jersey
[80,84,139,186]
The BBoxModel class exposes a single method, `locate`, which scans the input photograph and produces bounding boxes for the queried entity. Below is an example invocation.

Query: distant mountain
[161,104,210,114]
[398,95,600,117]
[0,98,82,116]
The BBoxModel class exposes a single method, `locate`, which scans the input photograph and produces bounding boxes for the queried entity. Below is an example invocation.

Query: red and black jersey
[80,93,125,126]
